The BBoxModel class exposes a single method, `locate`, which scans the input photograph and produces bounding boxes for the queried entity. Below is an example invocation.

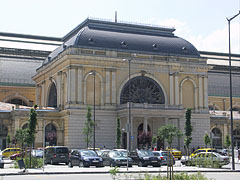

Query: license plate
[93,160,99,163]
[60,156,65,158]
[121,162,127,164]
[152,161,157,163]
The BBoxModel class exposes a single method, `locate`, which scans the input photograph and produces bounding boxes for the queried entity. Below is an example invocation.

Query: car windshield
[81,150,97,157]
[32,150,43,156]
[110,151,125,158]
[138,150,154,157]
[56,148,68,154]
[208,150,217,152]
[161,152,168,156]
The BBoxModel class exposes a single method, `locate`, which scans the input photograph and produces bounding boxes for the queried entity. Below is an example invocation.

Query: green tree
[157,124,183,148]
[204,133,211,148]
[184,108,192,157]
[27,105,38,146]
[224,134,231,148]
[15,129,29,158]
[224,134,231,156]
[152,136,157,148]
[116,117,121,148]
[6,134,11,147]
[83,106,94,148]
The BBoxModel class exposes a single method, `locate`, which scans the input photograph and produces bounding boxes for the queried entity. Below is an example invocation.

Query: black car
[101,150,132,167]
[45,146,69,165]
[129,149,161,167]
[68,149,103,168]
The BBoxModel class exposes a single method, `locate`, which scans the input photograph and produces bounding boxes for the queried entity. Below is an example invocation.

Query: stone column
[175,73,179,105]
[77,67,83,104]
[41,80,46,107]
[36,84,40,106]
[194,86,198,110]
[112,70,116,104]
[143,116,148,132]
[169,73,174,105]
[223,123,228,147]
[198,75,203,108]
[57,71,62,108]
[101,81,104,105]
[204,75,208,108]
[67,66,76,104]
[105,69,111,104]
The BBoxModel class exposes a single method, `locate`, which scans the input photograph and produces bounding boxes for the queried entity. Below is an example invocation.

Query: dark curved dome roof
[43,19,200,65]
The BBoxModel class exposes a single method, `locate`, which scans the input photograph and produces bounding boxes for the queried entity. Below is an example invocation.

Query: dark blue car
[68,149,103,168]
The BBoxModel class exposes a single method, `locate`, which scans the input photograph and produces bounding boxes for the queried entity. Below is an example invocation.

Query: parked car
[45,146,69,165]
[166,148,182,160]
[152,151,175,165]
[0,155,4,168]
[1,148,21,158]
[32,149,44,158]
[101,150,132,167]
[68,149,103,168]
[182,152,230,167]
[190,148,217,157]
[216,149,228,156]
[96,149,111,157]
[129,149,161,167]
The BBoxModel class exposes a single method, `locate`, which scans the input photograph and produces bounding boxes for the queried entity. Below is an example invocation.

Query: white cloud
[147,18,240,54]
[187,22,240,54]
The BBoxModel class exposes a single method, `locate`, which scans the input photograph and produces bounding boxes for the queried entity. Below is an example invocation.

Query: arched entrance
[212,128,222,149]
[45,123,57,146]
[137,123,152,149]
[47,83,57,108]
[0,125,8,150]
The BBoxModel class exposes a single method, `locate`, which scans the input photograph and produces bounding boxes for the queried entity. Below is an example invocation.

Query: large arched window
[45,123,57,146]
[7,98,27,106]
[120,76,165,104]
[48,83,57,108]
[211,128,222,148]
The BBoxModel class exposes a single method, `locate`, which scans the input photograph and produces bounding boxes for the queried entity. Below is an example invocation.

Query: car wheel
[79,161,83,167]
[68,161,73,168]
[138,161,143,167]
[110,162,115,167]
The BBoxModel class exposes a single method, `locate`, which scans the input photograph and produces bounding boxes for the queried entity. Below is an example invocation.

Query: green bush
[187,156,222,168]
[111,172,212,180]
[14,156,43,169]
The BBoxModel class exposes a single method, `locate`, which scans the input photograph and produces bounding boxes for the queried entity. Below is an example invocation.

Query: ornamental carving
[120,76,165,104]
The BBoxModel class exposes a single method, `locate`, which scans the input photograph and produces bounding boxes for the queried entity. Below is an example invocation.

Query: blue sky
[0,0,239,53]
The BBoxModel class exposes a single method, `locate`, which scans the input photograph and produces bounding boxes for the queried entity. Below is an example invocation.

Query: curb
[1,169,240,176]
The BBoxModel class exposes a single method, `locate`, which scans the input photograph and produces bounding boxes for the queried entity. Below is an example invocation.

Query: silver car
[153,151,175,165]
[0,155,4,168]
[185,152,230,167]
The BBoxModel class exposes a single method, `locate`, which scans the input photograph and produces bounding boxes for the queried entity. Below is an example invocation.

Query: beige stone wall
[32,48,210,150]
[209,96,240,111]
[0,86,35,106]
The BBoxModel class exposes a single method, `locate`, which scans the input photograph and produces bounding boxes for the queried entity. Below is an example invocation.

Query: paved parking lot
[1,158,240,176]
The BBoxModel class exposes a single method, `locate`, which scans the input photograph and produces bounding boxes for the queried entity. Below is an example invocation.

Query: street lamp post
[227,10,240,170]
[89,71,96,152]
[123,58,132,169]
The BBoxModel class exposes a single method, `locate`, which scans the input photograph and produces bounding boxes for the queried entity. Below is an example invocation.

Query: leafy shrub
[13,156,43,169]
[110,172,211,180]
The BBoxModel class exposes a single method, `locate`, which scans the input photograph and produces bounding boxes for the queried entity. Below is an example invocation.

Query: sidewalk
[1,161,240,176]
